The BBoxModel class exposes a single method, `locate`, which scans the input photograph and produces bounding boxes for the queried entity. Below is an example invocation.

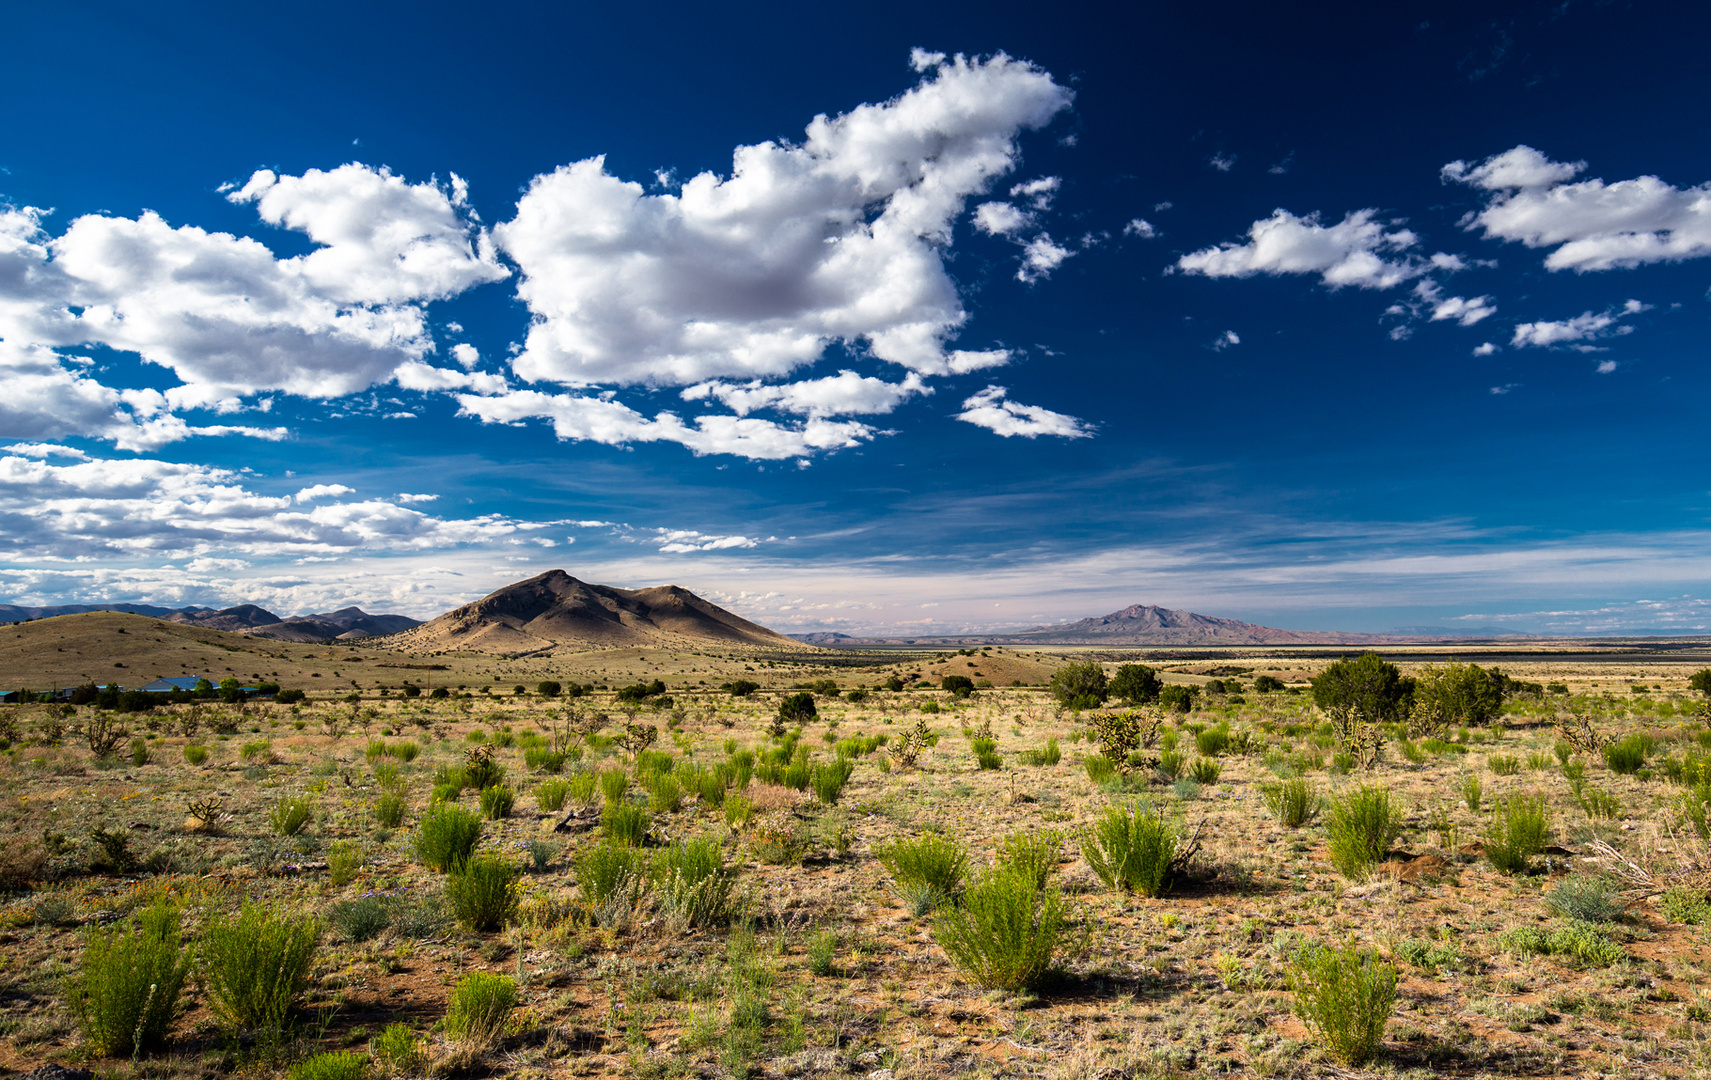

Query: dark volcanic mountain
[168,604,282,632]
[4,601,421,642]
[388,569,798,654]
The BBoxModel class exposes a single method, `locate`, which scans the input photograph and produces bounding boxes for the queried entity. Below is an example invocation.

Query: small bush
[1083,754,1116,783]
[724,794,755,828]
[996,828,1061,890]
[778,692,818,724]
[443,972,517,1044]
[183,743,208,765]
[647,773,684,813]
[933,869,1063,991]
[1156,749,1186,780]
[1458,773,1483,812]
[1488,754,1521,776]
[812,756,855,804]
[599,769,630,805]
[289,1051,366,1080]
[1288,942,1397,1066]
[65,897,191,1057]
[1605,736,1649,775]
[415,803,483,872]
[1544,874,1623,924]
[1195,726,1230,756]
[1189,757,1222,784]
[1324,785,1403,880]
[536,778,570,812]
[1261,777,1319,828]
[576,840,648,909]
[1020,738,1061,766]
[1498,921,1625,966]
[447,855,520,932]
[374,791,406,828]
[200,903,320,1031]
[1080,801,1177,897]
[1485,793,1549,874]
[602,801,650,845]
[327,839,363,885]
[479,784,515,820]
[655,836,736,927]
[270,795,314,837]
[876,832,969,902]
[369,1022,423,1075]
[329,896,391,942]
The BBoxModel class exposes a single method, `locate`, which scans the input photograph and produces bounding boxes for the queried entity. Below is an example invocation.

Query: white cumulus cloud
[492,53,1070,389]
[1176,209,1434,290]
[955,385,1093,439]
[1018,234,1074,283]
[681,370,929,418]
[973,201,1032,237]
[1446,145,1711,271]
[1511,300,1647,348]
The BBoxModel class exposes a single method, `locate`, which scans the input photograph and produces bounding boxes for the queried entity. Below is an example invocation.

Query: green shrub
[369,1022,423,1074]
[447,855,519,932]
[933,869,1063,990]
[1544,874,1623,923]
[812,756,855,804]
[778,692,817,724]
[1020,738,1061,766]
[65,897,191,1057]
[1578,784,1622,821]
[329,896,391,942]
[724,795,755,828]
[1498,921,1625,966]
[599,769,630,805]
[1083,753,1116,783]
[269,795,314,837]
[200,903,320,1031]
[289,1051,366,1080]
[647,773,684,813]
[655,836,736,927]
[1458,772,1482,812]
[1488,754,1520,776]
[602,801,650,845]
[1079,801,1177,897]
[1189,757,1222,784]
[1261,777,1319,828]
[1049,661,1108,708]
[995,828,1061,890]
[373,790,406,828]
[327,839,363,886]
[1604,736,1649,775]
[536,778,570,812]
[1288,942,1397,1065]
[1156,749,1186,780]
[479,783,515,820]
[876,832,968,911]
[415,803,483,872]
[1195,726,1230,756]
[443,972,517,1044]
[183,743,208,765]
[1661,886,1711,925]
[1485,794,1549,874]
[576,840,648,909]
[1324,785,1402,880]
[523,747,566,774]
[695,768,727,808]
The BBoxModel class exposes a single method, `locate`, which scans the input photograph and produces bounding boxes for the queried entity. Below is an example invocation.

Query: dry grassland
[2,643,1711,1079]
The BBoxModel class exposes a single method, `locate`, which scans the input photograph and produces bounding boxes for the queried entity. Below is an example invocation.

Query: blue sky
[4,0,1711,635]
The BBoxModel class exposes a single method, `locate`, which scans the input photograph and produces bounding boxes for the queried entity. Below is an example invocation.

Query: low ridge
[384,569,798,654]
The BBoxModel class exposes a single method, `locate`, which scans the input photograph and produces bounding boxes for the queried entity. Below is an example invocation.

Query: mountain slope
[385,570,798,654]
[1007,603,1329,645]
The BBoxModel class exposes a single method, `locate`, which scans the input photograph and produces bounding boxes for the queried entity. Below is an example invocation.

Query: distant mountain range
[385,569,800,655]
[1,601,419,642]
[790,603,1541,647]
